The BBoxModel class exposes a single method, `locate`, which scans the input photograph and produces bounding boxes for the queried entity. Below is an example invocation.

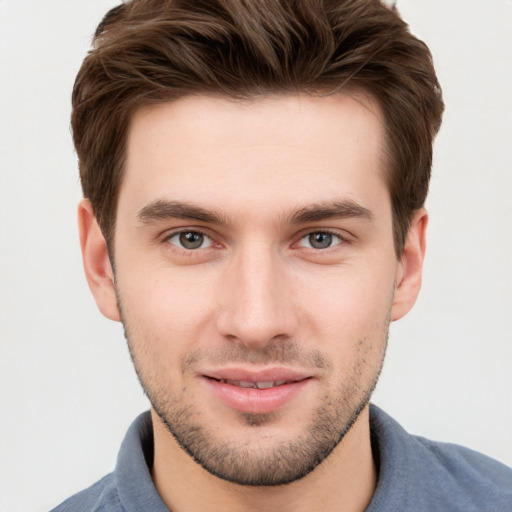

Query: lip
[200,367,313,415]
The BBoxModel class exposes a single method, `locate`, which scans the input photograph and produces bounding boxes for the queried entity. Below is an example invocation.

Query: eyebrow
[137,200,229,225]
[286,200,374,224]
[137,198,374,226]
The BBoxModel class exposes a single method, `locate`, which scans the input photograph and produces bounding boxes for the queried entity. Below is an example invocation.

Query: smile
[202,373,313,415]
[216,379,293,389]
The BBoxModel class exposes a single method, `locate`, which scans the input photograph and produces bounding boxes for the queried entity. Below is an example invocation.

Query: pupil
[309,232,332,249]
[180,232,203,249]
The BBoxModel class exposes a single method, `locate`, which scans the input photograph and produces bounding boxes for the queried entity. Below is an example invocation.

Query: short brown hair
[72,0,444,256]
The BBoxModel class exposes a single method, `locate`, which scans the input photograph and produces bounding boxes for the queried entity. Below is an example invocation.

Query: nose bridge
[216,238,296,346]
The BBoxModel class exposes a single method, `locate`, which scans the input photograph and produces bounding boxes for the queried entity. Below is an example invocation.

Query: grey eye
[299,232,342,249]
[168,231,212,250]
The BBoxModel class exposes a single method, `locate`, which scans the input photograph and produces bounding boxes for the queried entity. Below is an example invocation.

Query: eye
[298,231,343,250]
[167,231,213,250]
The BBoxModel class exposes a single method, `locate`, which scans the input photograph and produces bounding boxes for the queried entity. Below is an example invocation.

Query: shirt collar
[114,405,409,511]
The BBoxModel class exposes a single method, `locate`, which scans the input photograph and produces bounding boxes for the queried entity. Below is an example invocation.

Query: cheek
[297,263,395,326]
[293,263,394,366]
[117,269,219,360]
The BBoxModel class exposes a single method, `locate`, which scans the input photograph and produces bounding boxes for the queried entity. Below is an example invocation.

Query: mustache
[182,340,330,372]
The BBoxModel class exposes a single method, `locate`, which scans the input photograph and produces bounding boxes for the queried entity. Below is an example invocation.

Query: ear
[78,199,121,322]
[390,208,428,322]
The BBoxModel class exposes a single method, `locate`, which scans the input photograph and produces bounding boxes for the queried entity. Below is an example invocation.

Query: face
[82,93,423,486]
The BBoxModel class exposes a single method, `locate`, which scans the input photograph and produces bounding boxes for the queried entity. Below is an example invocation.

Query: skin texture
[79,93,427,512]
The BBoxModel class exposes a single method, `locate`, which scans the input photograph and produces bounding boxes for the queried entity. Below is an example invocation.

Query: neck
[151,406,377,512]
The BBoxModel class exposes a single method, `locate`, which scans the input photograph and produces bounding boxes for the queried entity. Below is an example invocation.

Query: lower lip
[202,377,311,415]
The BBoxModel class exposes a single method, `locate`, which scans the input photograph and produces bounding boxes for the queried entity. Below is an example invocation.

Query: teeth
[238,381,256,388]
[221,379,290,389]
[255,381,275,389]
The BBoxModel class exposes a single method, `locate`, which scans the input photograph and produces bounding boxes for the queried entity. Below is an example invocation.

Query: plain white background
[0,1,511,511]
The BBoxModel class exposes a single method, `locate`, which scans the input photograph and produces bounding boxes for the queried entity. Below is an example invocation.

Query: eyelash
[163,229,216,251]
[162,228,347,253]
[296,230,346,250]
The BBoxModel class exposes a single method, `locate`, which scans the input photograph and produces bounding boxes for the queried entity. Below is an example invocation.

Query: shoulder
[49,411,169,512]
[369,405,512,511]
[50,473,122,512]
[412,435,512,508]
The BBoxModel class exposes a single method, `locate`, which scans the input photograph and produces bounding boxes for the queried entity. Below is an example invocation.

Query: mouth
[201,369,313,415]
[211,378,300,389]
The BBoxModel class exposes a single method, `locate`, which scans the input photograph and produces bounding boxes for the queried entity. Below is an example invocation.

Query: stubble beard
[119,300,388,487]
[148,370,380,486]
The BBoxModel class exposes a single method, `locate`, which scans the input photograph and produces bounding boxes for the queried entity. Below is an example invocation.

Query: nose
[215,242,298,348]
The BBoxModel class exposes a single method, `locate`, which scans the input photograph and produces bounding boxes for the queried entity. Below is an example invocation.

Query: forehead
[120,93,389,221]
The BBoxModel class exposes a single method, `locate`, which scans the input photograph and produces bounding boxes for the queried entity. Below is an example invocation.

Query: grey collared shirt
[51,405,512,511]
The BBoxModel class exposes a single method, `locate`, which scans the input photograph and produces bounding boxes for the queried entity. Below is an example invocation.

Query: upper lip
[201,367,312,384]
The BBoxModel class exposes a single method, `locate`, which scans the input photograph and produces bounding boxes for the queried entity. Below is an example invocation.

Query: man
[52,0,512,510]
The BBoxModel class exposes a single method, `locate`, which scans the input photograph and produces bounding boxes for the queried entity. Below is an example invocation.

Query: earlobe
[390,208,428,322]
[78,199,121,322]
